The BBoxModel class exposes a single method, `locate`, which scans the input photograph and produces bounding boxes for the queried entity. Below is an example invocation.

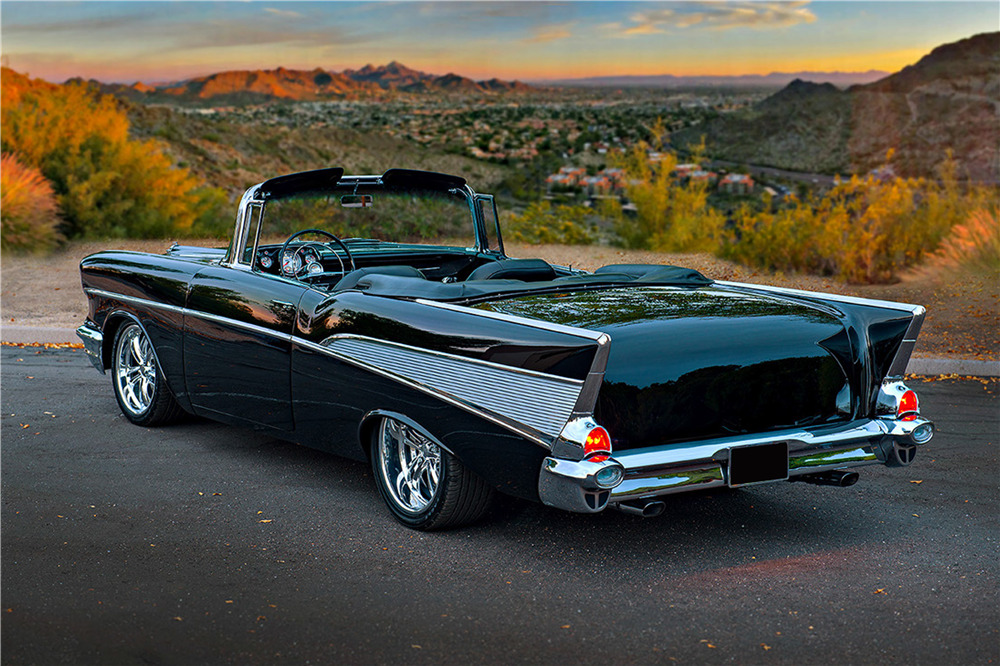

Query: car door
[183,265,308,431]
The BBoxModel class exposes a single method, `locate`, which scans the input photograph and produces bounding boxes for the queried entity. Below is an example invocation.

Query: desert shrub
[1,68,228,239]
[606,133,724,252]
[505,202,597,245]
[721,169,997,283]
[923,208,1000,277]
[0,153,63,253]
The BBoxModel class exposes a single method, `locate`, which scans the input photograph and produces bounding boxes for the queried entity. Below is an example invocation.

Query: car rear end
[504,283,935,515]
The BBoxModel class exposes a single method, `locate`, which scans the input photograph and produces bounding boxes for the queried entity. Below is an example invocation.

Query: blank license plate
[728,442,789,486]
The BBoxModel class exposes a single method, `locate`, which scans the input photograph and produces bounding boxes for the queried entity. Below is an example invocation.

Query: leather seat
[466,258,556,282]
[333,265,425,291]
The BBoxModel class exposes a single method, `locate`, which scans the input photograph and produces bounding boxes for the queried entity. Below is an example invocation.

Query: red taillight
[897,389,919,418]
[584,426,612,461]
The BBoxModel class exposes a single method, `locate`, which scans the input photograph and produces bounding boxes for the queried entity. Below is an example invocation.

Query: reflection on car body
[78,168,934,530]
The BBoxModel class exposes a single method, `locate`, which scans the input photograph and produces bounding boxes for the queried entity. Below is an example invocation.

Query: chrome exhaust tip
[613,500,666,518]
[791,469,860,487]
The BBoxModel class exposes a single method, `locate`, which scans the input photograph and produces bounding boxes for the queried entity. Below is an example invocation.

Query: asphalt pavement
[2,347,998,665]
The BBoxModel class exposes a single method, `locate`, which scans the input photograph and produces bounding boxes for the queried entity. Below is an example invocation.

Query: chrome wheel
[114,325,156,416]
[377,417,443,515]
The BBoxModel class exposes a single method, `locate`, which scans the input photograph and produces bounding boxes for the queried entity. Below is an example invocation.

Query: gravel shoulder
[2,239,996,360]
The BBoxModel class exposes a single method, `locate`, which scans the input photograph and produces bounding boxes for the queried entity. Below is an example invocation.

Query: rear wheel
[371,416,494,530]
[111,322,183,426]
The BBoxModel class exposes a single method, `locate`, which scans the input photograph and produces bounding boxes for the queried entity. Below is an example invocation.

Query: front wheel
[111,322,183,427]
[371,416,494,531]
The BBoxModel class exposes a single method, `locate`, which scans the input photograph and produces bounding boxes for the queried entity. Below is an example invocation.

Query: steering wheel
[278,228,355,279]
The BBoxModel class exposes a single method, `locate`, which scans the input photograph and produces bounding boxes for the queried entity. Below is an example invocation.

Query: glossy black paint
[300,290,598,380]
[290,344,548,500]
[79,244,600,500]
[80,225,918,503]
[81,251,201,411]
[184,266,307,430]
[479,285,912,449]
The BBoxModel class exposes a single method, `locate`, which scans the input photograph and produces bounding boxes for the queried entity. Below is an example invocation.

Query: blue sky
[2,1,997,83]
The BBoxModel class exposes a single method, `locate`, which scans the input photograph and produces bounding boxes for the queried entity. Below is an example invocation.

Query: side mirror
[341,195,374,208]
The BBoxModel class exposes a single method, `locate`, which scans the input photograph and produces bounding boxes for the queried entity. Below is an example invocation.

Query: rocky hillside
[848,32,999,182]
[673,32,999,181]
[86,62,534,105]
[673,79,852,173]
[123,103,511,200]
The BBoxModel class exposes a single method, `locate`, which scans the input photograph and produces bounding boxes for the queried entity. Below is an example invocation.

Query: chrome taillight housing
[877,380,921,420]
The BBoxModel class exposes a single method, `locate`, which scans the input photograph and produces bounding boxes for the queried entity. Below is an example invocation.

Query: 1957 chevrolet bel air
[77,167,934,530]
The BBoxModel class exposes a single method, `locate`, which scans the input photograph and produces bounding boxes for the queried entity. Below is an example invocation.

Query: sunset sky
[2,1,997,84]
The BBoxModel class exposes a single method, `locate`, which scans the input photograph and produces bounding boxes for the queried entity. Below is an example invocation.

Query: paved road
[2,348,997,665]
[706,159,839,188]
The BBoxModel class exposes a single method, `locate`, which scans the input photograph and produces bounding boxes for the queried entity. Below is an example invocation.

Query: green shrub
[505,202,597,245]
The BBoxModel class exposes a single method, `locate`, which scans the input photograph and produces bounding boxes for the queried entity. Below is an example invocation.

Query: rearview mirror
[341,195,374,208]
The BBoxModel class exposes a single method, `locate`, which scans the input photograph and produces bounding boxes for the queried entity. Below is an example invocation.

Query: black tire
[371,416,495,531]
[111,322,184,427]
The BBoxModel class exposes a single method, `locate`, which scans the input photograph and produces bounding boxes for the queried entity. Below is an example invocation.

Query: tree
[1,68,226,239]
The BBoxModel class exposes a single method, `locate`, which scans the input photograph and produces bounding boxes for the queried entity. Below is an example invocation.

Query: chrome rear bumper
[538,416,933,512]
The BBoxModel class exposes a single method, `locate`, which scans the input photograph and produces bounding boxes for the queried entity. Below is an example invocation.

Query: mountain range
[671,32,1000,182]
[542,70,890,88]
[78,61,895,105]
[80,61,533,104]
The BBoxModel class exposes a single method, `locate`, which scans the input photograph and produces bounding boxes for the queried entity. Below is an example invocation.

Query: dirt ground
[2,239,996,360]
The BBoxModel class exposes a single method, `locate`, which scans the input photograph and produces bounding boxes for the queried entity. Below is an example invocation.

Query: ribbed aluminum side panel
[327,337,582,436]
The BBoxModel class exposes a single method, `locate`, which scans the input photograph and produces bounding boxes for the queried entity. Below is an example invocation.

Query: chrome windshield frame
[226,174,490,271]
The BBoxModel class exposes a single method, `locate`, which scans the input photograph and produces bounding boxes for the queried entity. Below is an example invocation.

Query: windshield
[261,186,476,248]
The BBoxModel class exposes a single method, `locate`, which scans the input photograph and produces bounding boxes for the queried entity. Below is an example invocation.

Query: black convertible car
[77,168,934,530]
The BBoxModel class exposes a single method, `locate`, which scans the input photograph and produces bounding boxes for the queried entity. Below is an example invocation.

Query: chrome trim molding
[887,307,925,377]
[417,299,611,421]
[326,333,584,385]
[417,298,607,341]
[76,323,105,373]
[85,287,587,447]
[715,280,925,315]
[321,335,583,438]
[296,336,552,447]
[84,288,292,343]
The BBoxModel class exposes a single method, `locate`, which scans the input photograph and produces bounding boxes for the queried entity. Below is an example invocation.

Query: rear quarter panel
[290,290,604,500]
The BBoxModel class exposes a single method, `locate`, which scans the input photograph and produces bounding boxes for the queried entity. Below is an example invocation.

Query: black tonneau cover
[348,264,712,303]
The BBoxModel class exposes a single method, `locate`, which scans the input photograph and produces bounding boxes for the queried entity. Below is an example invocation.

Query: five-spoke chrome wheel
[370,415,495,530]
[111,322,183,426]
[377,417,443,514]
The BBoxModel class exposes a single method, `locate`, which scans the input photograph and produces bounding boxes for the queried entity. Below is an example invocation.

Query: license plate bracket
[728,441,789,487]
